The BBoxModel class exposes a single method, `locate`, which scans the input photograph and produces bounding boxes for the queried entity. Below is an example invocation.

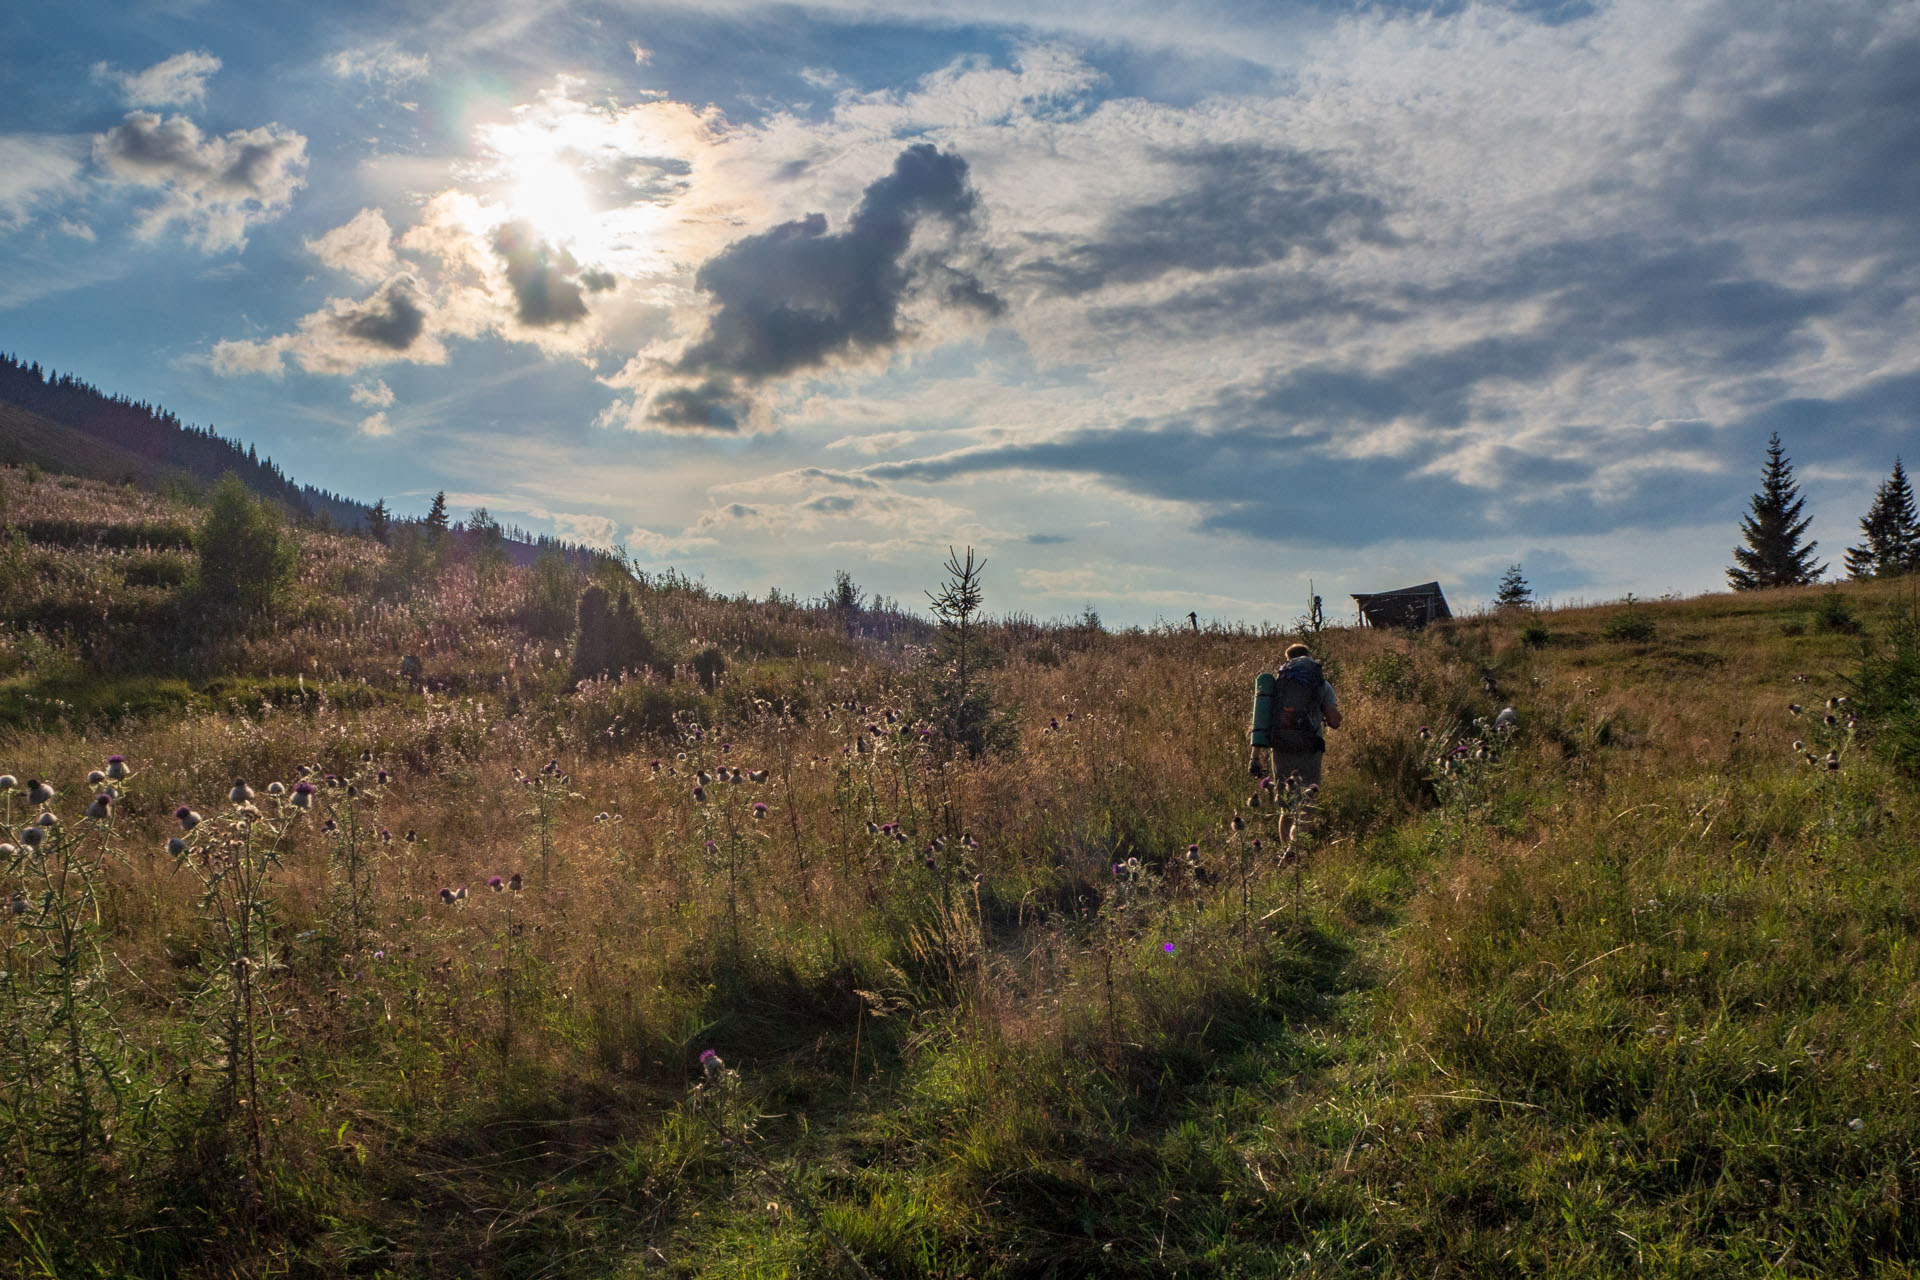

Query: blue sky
[2,0,1914,624]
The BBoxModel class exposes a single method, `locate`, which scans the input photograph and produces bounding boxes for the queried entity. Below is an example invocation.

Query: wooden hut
[1352,581,1451,629]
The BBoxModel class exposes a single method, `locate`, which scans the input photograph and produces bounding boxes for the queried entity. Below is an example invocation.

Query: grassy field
[0,469,1915,1278]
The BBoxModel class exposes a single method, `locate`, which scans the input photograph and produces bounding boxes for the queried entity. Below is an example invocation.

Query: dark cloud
[644,143,1002,430]
[1028,145,1397,296]
[92,110,306,251]
[1025,532,1071,545]
[492,220,613,327]
[337,276,426,350]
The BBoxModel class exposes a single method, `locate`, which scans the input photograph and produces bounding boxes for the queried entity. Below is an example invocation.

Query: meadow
[0,469,1916,1278]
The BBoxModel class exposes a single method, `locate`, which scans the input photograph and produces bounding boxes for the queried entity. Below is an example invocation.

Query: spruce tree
[424,491,449,540]
[367,498,391,545]
[1844,458,1917,580]
[1728,433,1825,591]
[1494,563,1532,609]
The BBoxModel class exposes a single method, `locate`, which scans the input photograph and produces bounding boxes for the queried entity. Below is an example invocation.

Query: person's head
[1285,643,1310,661]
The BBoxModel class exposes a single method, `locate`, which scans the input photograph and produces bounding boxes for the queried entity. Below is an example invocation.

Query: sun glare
[507,155,593,247]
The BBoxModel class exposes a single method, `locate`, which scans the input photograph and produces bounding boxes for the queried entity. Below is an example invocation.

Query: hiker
[1249,642,1343,789]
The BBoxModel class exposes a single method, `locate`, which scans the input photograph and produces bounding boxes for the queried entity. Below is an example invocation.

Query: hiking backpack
[1249,658,1326,753]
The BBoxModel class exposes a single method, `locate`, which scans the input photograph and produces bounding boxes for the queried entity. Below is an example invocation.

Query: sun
[505,152,593,248]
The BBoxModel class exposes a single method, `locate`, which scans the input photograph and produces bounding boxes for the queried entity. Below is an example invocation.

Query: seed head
[0,777,13,792]
[9,893,27,915]
[176,806,201,830]
[439,888,457,904]
[167,836,187,856]
[1792,740,1805,753]
[1231,815,1244,832]
[87,770,106,786]
[692,786,707,803]
[508,872,523,892]
[27,781,53,806]
[230,780,254,804]
[268,781,285,795]
[20,827,43,847]
[1789,704,1803,715]
[37,813,55,827]
[106,756,128,780]
[85,793,112,820]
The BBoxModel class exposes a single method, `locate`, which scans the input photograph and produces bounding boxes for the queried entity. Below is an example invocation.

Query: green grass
[0,475,1918,1277]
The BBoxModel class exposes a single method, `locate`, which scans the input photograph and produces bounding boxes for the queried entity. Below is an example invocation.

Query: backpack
[1256,658,1326,753]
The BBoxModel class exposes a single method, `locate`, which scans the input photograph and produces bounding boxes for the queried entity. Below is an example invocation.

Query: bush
[572,585,661,683]
[1601,598,1655,643]
[194,473,295,613]
[1813,589,1863,635]
[1520,621,1551,648]
[122,551,191,588]
[1847,594,1920,777]
[691,644,727,692]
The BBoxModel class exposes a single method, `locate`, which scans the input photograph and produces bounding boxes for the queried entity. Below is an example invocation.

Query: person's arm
[1321,685,1343,731]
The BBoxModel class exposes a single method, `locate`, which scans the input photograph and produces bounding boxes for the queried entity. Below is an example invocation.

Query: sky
[1,0,1915,626]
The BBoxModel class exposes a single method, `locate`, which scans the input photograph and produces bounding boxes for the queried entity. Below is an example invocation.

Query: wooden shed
[1352,581,1451,629]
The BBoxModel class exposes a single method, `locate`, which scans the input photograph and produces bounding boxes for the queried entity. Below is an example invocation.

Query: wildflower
[1788,704,1803,715]
[167,836,187,856]
[1806,753,1818,766]
[87,770,106,786]
[297,765,312,777]
[594,811,611,823]
[405,829,417,842]
[1792,740,1805,753]
[322,818,338,832]
[377,770,389,784]
[924,855,937,870]
[961,834,976,849]
[1246,794,1261,809]
[1824,713,1838,727]
[752,801,768,819]
[0,844,13,857]
[866,820,879,834]
[692,786,707,803]
[1124,857,1141,874]
[651,759,662,772]
[291,781,315,809]
[1186,843,1199,858]
[749,769,767,783]
[37,813,55,827]
[372,949,385,960]
[488,876,504,892]
[0,777,13,791]
[230,780,254,804]
[456,886,468,900]
[361,750,374,763]
[508,873,523,892]
[176,806,201,830]
[1251,838,1263,853]
[20,827,43,847]
[86,793,111,820]
[892,830,907,843]
[700,1048,725,1079]
[439,888,457,904]
[706,839,718,853]
[379,827,392,842]
[1163,942,1175,954]
[1826,751,1840,771]
[1231,815,1245,832]
[28,781,53,806]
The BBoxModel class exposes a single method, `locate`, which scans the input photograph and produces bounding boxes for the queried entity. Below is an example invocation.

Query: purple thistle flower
[700,1048,724,1077]
[176,806,201,830]
[1187,843,1199,856]
[488,876,504,891]
[439,887,457,904]
[705,839,718,853]
[109,756,133,778]
[752,801,768,818]
[509,872,523,891]
[291,780,315,809]
[1163,942,1175,954]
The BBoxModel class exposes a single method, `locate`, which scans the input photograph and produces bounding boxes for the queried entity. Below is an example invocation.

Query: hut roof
[1351,581,1451,629]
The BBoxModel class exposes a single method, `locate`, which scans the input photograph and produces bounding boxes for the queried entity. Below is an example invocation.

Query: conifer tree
[1494,563,1533,609]
[1728,433,1825,591]
[424,491,449,542]
[367,498,390,545]
[1844,458,1917,580]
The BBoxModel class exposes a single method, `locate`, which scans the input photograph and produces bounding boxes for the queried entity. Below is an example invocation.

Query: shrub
[1520,621,1551,648]
[194,473,295,613]
[1601,597,1655,643]
[524,549,582,639]
[1813,589,1862,634]
[572,585,661,683]
[691,644,727,692]
[1847,593,1920,777]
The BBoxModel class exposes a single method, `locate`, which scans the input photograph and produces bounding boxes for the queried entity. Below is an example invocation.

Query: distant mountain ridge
[0,352,370,529]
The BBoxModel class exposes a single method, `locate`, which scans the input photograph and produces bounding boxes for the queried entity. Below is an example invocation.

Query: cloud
[617,142,1003,430]
[350,379,395,407]
[0,135,85,231]
[92,51,221,109]
[1027,144,1397,296]
[211,274,446,375]
[307,208,398,282]
[328,43,431,87]
[358,411,393,437]
[491,219,615,326]
[93,111,307,252]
